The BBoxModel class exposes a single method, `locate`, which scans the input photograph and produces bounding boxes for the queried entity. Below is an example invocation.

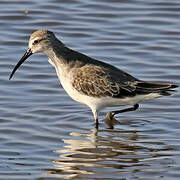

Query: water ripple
[0,0,180,179]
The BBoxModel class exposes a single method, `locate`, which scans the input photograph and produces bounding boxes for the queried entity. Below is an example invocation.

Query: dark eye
[33,39,40,45]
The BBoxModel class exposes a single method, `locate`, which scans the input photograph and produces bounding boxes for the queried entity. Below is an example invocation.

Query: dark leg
[104,104,139,129]
[110,104,139,116]
[95,118,99,129]
[92,110,99,129]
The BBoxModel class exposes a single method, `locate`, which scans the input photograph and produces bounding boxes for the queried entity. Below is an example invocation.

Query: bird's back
[51,42,178,99]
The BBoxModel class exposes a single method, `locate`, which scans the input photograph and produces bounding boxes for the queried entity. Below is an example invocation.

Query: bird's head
[9,30,55,80]
[29,30,55,53]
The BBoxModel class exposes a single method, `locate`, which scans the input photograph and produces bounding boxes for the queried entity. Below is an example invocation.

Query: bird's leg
[95,118,99,129]
[104,104,139,129]
[111,104,139,115]
[92,109,99,129]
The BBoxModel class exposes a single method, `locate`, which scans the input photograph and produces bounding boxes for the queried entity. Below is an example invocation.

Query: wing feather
[72,64,137,98]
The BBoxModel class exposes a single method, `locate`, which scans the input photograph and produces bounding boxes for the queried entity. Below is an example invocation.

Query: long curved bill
[9,48,33,80]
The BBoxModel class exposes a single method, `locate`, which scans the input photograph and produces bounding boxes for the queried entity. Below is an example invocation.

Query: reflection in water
[45,129,173,179]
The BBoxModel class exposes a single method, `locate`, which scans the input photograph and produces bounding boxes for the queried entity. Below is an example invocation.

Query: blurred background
[0,0,180,179]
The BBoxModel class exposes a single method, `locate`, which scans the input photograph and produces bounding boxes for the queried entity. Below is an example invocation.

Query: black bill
[9,48,33,80]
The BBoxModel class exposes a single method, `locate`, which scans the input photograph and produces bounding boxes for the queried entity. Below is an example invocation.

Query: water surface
[0,0,180,179]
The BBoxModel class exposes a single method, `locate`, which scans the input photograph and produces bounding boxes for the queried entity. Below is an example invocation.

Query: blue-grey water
[0,0,180,179]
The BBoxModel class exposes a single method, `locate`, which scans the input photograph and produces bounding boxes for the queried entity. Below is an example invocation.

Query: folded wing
[72,64,178,98]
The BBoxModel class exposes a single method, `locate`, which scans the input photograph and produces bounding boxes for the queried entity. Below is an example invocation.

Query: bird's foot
[104,112,120,129]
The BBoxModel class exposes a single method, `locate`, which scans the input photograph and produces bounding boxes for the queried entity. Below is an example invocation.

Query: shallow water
[0,0,180,179]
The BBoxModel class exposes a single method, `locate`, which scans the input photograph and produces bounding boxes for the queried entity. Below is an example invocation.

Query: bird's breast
[53,63,84,103]
[48,58,55,67]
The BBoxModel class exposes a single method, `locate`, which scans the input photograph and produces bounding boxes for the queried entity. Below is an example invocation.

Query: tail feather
[135,81,178,95]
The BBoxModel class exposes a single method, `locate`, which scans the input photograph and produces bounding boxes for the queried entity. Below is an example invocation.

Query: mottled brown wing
[72,64,137,98]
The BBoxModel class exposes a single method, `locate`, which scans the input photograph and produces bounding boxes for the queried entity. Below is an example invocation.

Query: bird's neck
[43,38,71,65]
[43,38,82,77]
[43,38,88,71]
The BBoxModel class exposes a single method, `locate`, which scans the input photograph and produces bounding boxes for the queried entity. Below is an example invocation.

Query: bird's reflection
[45,128,173,179]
